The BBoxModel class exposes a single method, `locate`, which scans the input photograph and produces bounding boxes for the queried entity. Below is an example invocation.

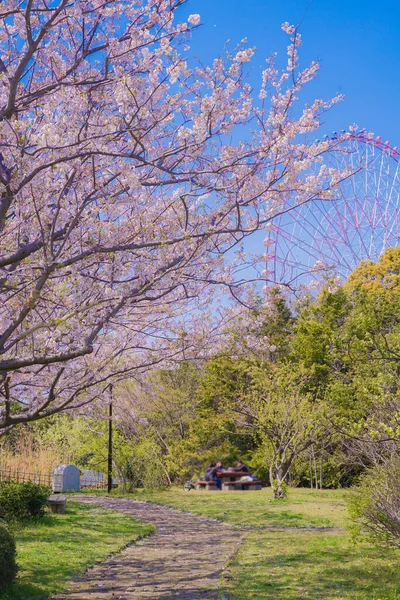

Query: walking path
[55,496,243,600]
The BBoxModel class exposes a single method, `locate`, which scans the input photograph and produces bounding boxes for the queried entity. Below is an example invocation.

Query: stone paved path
[55,496,243,600]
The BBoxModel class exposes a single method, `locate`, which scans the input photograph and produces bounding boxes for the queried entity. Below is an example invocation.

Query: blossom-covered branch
[0,1,350,434]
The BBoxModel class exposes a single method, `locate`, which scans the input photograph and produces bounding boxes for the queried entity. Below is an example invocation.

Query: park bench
[222,480,262,490]
[48,494,68,514]
[221,481,238,490]
[196,480,218,491]
[196,471,262,491]
[218,469,262,491]
[237,480,262,490]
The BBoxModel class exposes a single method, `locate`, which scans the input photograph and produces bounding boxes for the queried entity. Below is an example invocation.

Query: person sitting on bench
[213,460,225,490]
[202,460,225,490]
[234,460,250,474]
[234,460,255,489]
[203,462,217,481]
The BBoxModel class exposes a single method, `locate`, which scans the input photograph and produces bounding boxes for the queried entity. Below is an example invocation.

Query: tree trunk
[270,463,288,499]
[319,449,323,490]
[312,445,318,490]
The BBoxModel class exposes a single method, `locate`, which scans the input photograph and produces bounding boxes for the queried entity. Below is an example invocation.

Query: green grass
[4,489,398,600]
[227,529,400,600]
[1,501,154,600]
[107,487,400,599]
[119,486,348,528]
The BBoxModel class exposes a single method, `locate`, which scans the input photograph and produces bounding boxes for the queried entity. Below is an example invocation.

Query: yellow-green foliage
[348,456,400,549]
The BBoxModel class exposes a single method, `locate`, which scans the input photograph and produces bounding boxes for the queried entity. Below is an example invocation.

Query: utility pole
[107,385,113,493]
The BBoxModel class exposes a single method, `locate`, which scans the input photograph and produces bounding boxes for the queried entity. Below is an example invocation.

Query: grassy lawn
[1,501,153,600]
[112,487,400,599]
[4,488,398,599]
[122,486,348,528]
[228,529,400,600]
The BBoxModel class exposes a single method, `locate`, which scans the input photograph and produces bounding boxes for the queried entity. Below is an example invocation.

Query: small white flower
[234,49,254,63]
[188,14,201,26]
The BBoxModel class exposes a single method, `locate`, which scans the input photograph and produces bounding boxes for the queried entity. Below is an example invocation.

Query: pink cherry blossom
[0,4,352,435]
[188,14,201,26]
[235,49,255,63]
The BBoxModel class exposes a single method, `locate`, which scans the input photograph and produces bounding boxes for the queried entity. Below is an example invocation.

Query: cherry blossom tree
[0,1,349,435]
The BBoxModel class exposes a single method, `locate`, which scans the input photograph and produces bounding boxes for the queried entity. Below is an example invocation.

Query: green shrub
[0,482,50,521]
[348,456,400,549]
[0,522,18,590]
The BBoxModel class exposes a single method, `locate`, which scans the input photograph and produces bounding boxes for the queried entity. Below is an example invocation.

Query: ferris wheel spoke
[268,135,400,288]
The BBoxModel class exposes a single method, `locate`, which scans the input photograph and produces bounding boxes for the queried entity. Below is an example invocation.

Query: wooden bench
[241,480,262,490]
[196,480,218,491]
[222,481,239,490]
[48,494,67,514]
[222,480,262,491]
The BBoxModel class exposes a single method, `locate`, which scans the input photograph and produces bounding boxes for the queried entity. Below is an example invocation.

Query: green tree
[116,362,207,483]
[199,357,329,497]
[293,248,400,496]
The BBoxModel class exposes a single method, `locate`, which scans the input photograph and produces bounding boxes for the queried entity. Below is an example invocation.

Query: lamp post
[107,384,113,494]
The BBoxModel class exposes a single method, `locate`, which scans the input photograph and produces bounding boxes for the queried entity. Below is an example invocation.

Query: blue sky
[178,0,400,144]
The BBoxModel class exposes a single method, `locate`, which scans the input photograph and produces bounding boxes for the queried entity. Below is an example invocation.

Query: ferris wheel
[266,131,400,290]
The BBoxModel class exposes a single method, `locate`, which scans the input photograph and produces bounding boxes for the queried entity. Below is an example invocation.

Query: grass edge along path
[226,528,400,600]
[1,500,154,600]
[108,487,349,529]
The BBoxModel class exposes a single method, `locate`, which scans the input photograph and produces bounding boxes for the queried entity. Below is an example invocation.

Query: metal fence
[0,467,109,489]
[0,467,52,487]
[80,473,108,489]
